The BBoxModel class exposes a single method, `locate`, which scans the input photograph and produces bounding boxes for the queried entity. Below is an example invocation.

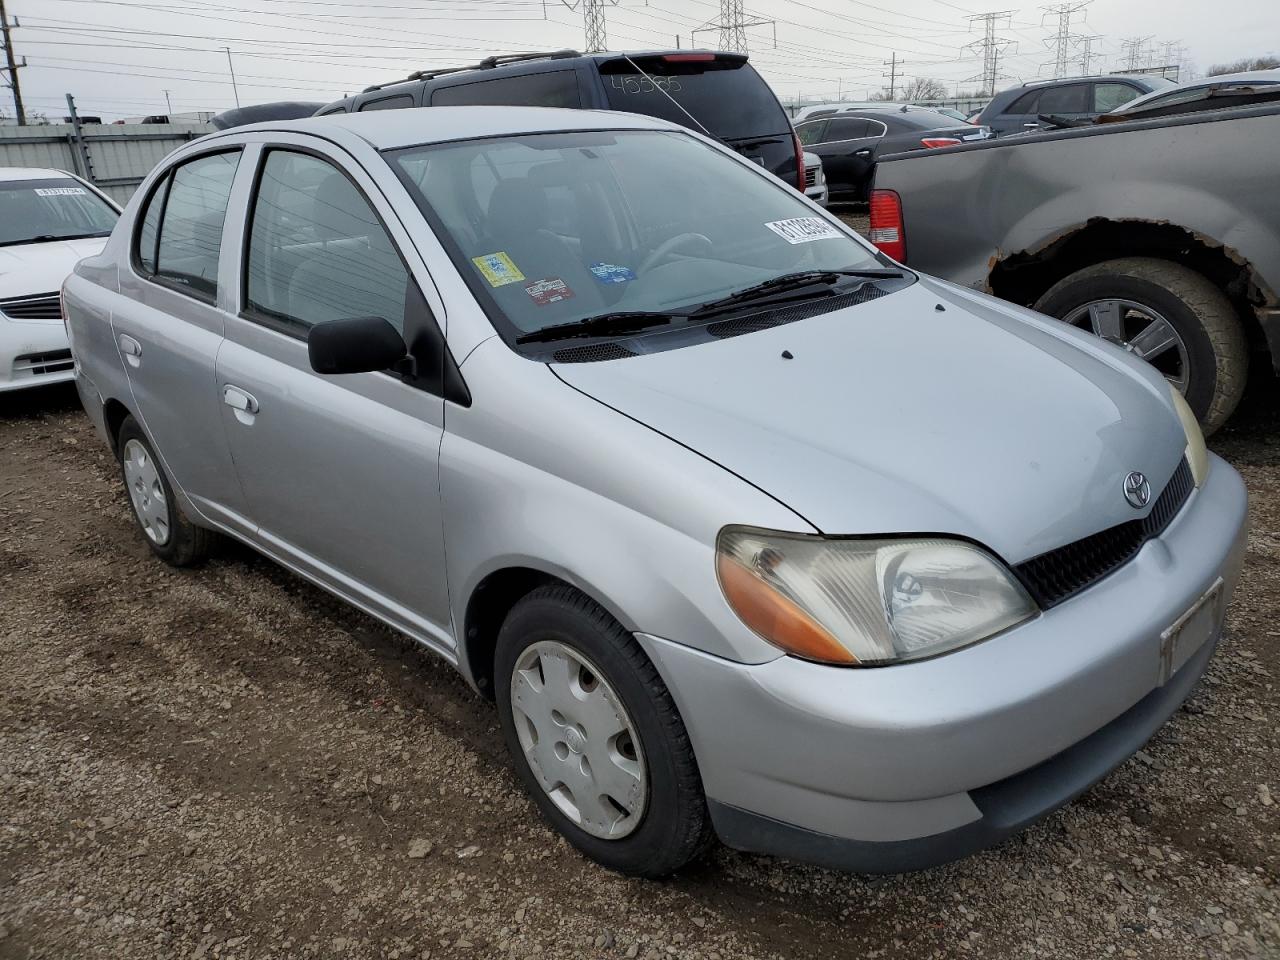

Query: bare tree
[1207,55,1280,76]
[901,77,949,102]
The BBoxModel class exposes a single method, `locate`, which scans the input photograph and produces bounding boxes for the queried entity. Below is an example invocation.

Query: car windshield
[390,129,890,346]
[0,177,118,246]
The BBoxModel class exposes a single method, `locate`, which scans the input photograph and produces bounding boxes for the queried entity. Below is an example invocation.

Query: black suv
[974,74,1178,136]
[316,50,804,191]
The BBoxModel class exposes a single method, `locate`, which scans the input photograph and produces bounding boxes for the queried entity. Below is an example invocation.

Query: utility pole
[692,0,775,56]
[163,89,173,115]
[0,0,26,125]
[1073,35,1102,75]
[1120,36,1153,73]
[560,0,619,53]
[1042,2,1090,78]
[964,11,1016,96]
[883,52,899,100]
[224,46,241,107]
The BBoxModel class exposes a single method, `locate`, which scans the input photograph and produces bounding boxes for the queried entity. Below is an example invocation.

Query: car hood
[0,237,109,304]
[553,277,1187,564]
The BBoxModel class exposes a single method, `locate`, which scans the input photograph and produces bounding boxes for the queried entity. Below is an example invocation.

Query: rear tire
[116,415,213,567]
[494,585,712,877]
[1034,257,1247,435]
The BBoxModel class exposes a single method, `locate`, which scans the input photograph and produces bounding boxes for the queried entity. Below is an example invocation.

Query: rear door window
[1036,83,1090,114]
[795,120,827,145]
[147,151,240,301]
[1003,90,1041,115]
[361,94,415,111]
[824,118,871,141]
[598,57,789,141]
[430,71,581,108]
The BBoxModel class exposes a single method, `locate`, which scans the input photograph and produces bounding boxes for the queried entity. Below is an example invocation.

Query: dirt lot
[1,367,1278,960]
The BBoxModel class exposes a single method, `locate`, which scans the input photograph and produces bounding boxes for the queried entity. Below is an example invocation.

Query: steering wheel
[638,233,713,275]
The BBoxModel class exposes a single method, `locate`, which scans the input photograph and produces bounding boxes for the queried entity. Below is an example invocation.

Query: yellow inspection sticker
[471,251,526,287]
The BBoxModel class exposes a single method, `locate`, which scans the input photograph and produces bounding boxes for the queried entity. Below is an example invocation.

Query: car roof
[0,166,80,182]
[202,105,681,152]
[1113,69,1280,113]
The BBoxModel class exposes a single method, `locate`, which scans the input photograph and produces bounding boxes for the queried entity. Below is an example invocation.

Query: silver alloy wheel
[122,438,171,546]
[510,640,647,839]
[1063,298,1190,392]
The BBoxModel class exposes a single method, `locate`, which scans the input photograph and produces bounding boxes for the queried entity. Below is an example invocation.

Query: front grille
[1014,458,1195,609]
[552,341,637,363]
[707,284,886,340]
[0,292,61,321]
[12,349,74,378]
[804,167,819,188]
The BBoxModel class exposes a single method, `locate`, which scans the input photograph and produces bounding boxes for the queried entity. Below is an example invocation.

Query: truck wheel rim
[122,438,171,546]
[1064,298,1190,393]
[510,640,647,840]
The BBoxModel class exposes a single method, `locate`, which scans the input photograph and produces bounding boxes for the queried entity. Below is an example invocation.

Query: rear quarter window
[430,71,582,108]
[361,94,416,111]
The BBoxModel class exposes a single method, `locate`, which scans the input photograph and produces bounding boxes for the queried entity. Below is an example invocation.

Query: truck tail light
[793,132,806,192]
[869,189,906,262]
[921,137,961,149]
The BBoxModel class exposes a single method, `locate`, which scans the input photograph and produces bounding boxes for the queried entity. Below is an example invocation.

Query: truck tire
[1034,258,1247,435]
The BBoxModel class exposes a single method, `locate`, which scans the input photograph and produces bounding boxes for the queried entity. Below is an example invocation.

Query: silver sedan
[64,107,1247,877]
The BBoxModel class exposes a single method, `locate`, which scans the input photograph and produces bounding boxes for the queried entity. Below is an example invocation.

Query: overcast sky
[5,0,1277,121]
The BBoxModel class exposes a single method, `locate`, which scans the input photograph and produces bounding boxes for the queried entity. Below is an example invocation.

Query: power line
[964,10,1015,95]
[1041,1,1089,78]
[692,0,775,55]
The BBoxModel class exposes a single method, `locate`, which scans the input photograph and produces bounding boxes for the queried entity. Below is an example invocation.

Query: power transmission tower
[561,0,619,53]
[1119,36,1153,72]
[1073,34,1102,75]
[964,11,1016,96]
[692,0,775,55]
[1042,1,1090,78]
[883,52,900,99]
[0,0,25,125]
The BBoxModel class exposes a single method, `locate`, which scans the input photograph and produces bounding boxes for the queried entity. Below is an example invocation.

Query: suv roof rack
[362,49,582,94]
[1020,73,1135,87]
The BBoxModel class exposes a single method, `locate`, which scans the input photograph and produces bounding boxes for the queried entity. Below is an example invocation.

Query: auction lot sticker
[765,217,841,244]
[472,251,526,287]
[524,277,575,306]
[35,187,88,197]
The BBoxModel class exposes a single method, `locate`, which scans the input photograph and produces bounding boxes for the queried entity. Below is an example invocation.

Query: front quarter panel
[442,338,812,674]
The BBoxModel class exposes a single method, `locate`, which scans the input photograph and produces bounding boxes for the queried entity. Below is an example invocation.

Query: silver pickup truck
[871,98,1280,433]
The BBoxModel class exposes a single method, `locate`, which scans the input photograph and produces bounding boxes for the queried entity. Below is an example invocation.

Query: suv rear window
[597,55,789,141]
[431,71,581,108]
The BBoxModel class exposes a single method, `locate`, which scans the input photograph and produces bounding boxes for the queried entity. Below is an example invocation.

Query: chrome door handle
[118,334,142,367]
[222,384,259,424]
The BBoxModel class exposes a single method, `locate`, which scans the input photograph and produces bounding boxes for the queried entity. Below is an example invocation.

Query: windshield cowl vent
[707,284,886,340]
[551,341,638,364]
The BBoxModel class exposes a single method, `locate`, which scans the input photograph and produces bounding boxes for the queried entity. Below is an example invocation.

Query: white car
[802,150,828,206]
[0,168,120,392]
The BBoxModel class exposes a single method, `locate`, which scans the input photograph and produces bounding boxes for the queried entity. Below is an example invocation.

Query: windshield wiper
[515,311,678,344]
[0,231,110,248]
[688,268,903,318]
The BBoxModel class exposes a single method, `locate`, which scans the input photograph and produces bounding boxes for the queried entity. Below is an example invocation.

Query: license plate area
[1158,577,1223,685]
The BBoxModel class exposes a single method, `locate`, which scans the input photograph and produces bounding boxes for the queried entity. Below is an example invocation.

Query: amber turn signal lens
[716,553,858,665]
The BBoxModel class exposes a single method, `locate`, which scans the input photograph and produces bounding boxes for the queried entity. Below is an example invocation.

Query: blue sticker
[589,262,636,285]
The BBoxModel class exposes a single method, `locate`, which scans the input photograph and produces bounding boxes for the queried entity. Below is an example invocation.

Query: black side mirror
[307,316,409,376]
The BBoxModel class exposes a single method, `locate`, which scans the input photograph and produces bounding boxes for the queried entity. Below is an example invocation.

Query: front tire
[1034,257,1247,435]
[495,585,711,877]
[116,415,213,567]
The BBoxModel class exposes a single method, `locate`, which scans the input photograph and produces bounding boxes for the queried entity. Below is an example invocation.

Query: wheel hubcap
[510,641,647,839]
[1063,298,1190,393]
[122,438,171,546]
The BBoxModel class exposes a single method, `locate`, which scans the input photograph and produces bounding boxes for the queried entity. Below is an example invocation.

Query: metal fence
[0,122,208,205]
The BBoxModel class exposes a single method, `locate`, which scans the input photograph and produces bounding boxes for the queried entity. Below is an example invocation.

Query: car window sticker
[765,217,842,244]
[524,277,575,305]
[471,251,526,287]
[588,262,637,285]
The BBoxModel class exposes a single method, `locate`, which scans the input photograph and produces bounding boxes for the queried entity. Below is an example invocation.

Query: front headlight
[1169,387,1207,488]
[717,527,1037,666]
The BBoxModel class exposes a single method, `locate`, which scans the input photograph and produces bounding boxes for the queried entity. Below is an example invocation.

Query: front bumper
[0,317,74,392]
[638,453,1248,872]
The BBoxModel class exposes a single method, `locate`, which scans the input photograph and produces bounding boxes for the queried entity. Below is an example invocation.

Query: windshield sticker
[588,262,636,285]
[765,217,842,244]
[34,187,88,197]
[524,277,575,306]
[472,251,525,287]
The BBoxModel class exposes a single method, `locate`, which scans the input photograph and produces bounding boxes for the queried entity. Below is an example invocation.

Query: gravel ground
[2,367,1278,960]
